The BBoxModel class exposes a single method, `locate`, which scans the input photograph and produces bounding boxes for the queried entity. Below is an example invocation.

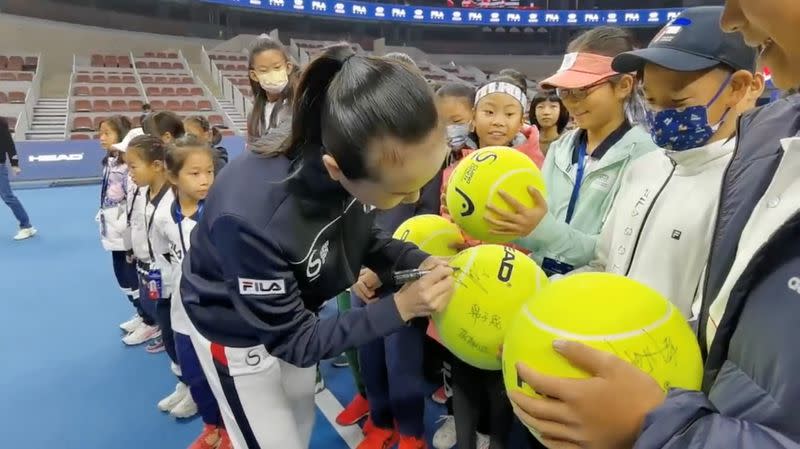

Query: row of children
[331,6,771,449]
[97,111,233,449]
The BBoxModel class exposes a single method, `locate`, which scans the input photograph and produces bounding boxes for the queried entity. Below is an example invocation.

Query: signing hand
[394,264,454,321]
[11,166,21,176]
[485,186,547,237]
[509,340,666,449]
[351,267,382,303]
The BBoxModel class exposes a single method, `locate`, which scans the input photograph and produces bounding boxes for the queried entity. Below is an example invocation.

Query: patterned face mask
[646,74,733,152]
[446,123,470,151]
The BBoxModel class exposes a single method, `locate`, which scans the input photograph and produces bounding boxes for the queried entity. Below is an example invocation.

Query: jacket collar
[570,121,632,163]
[666,136,736,175]
[552,125,652,174]
[170,199,203,224]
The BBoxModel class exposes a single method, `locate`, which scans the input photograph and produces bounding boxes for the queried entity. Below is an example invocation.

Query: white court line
[315,389,364,449]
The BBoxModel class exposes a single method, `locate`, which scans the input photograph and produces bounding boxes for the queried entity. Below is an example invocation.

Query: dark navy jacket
[181,148,429,368]
[635,95,800,448]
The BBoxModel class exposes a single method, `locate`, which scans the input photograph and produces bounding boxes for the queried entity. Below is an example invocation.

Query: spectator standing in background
[0,117,36,240]
[183,115,229,175]
[529,91,570,156]
[246,36,299,143]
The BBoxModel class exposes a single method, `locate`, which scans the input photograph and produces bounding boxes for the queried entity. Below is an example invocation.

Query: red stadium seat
[124,87,139,96]
[135,61,146,69]
[140,76,154,84]
[165,100,181,111]
[172,62,183,70]
[0,73,14,81]
[24,56,38,66]
[224,64,235,71]
[197,100,212,111]
[104,55,118,67]
[108,87,124,96]
[111,100,127,112]
[70,133,91,140]
[122,75,136,83]
[91,74,106,83]
[8,92,25,104]
[0,92,6,103]
[146,87,159,96]
[168,53,178,59]
[155,76,168,84]
[220,129,235,136]
[90,54,104,67]
[150,100,165,110]
[94,100,111,112]
[144,52,155,58]
[176,87,190,96]
[118,56,131,68]
[0,56,7,68]
[168,77,181,84]
[91,86,107,96]
[94,116,108,130]
[75,74,90,83]
[161,87,175,96]
[16,72,33,82]
[6,59,23,71]
[181,77,193,84]
[160,62,172,69]
[73,86,90,96]
[208,115,224,127]
[157,52,167,59]
[107,75,122,84]
[74,100,92,112]
[72,117,94,131]
[181,100,196,111]
[147,62,159,69]
[129,100,143,112]
[190,88,204,96]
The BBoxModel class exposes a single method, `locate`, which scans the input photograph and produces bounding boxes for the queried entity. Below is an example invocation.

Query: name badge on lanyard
[146,269,163,300]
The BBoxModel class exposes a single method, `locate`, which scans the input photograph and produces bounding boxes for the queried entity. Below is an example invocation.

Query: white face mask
[257,70,289,94]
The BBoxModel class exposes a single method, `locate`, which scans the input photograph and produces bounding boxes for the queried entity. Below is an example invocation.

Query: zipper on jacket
[623,158,677,277]
[697,115,744,360]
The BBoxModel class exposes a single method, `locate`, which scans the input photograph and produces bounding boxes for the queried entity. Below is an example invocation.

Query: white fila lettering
[29,153,84,162]
[238,278,286,296]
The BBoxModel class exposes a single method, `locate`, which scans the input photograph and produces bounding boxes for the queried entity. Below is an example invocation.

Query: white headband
[475,81,528,107]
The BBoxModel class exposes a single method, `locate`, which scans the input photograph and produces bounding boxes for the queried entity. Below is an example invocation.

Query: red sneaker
[356,424,398,449]
[362,416,375,435]
[398,435,428,449]
[188,424,220,449]
[431,386,448,405]
[336,393,370,426]
[217,428,233,449]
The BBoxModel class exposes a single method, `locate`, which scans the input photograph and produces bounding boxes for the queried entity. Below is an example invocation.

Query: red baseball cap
[540,52,619,90]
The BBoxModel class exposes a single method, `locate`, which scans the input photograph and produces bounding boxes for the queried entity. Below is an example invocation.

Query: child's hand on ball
[509,340,666,449]
[485,186,547,237]
[351,268,382,303]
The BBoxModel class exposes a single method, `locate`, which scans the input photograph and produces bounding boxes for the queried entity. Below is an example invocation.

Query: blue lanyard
[565,142,587,224]
[176,201,204,254]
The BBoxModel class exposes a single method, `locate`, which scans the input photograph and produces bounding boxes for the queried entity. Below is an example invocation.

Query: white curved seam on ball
[522,304,674,341]
[485,168,539,206]
[455,247,479,285]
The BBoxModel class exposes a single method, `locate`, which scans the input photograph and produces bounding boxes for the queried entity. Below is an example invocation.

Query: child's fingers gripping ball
[393,214,465,257]
[433,244,549,370]
[445,147,546,244]
[502,272,704,442]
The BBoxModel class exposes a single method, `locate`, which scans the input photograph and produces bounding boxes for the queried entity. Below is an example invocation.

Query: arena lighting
[201,0,683,27]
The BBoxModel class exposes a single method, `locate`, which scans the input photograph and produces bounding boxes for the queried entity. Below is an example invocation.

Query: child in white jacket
[580,6,761,317]
[96,119,154,338]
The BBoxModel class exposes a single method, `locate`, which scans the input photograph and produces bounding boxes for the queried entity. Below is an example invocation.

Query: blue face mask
[645,74,733,152]
[446,123,470,151]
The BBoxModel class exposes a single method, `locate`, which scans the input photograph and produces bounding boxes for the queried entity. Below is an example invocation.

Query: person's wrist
[393,290,414,322]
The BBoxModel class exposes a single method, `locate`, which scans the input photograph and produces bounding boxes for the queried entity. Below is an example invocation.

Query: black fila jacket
[181,148,429,368]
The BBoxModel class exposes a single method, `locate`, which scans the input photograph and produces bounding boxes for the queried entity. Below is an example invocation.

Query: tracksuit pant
[111,250,152,325]
[335,291,366,396]
[189,319,317,449]
[451,355,513,449]
[353,291,426,437]
[175,332,222,426]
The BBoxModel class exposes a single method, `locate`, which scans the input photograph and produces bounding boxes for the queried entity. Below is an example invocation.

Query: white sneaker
[432,415,457,449]
[13,227,37,240]
[119,314,143,333]
[169,387,198,419]
[477,433,490,449]
[122,324,161,346]
[158,382,189,412]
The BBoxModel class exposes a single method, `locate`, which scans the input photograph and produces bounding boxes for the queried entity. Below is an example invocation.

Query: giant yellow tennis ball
[445,147,546,244]
[502,273,703,441]
[392,214,465,257]
[433,244,549,370]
